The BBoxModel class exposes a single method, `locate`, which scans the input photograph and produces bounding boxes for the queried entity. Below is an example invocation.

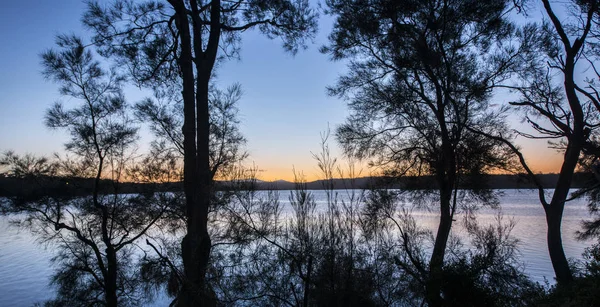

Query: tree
[531,0,600,284]
[323,0,524,304]
[131,83,252,305]
[82,1,317,304]
[476,0,600,285]
[1,36,174,306]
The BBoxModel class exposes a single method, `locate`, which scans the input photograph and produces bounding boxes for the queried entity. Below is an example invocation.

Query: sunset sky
[0,1,565,182]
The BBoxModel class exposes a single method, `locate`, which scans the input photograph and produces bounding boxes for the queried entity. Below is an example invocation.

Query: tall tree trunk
[545,138,581,285]
[539,0,591,284]
[425,112,457,307]
[174,0,220,305]
[542,46,583,285]
[171,0,203,304]
[105,248,118,307]
[185,73,215,306]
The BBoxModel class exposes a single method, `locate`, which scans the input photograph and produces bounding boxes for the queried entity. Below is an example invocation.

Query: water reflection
[0,189,594,305]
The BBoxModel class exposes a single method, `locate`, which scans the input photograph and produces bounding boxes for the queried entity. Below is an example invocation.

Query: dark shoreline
[0,173,595,197]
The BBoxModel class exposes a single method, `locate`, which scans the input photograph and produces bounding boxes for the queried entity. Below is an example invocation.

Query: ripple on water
[0,223,55,306]
[0,190,595,304]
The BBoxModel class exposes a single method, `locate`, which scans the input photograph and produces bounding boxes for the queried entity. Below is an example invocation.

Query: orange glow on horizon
[253,149,565,182]
[255,166,324,182]
[520,144,565,174]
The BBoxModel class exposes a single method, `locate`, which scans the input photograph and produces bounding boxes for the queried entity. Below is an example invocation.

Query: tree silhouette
[534,0,600,284]
[82,1,317,304]
[129,83,252,305]
[323,0,525,304]
[1,36,175,307]
[474,0,600,285]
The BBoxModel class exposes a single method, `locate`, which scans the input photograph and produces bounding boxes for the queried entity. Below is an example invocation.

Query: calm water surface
[0,189,595,306]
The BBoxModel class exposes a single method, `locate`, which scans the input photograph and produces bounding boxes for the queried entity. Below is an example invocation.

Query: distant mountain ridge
[253,173,594,191]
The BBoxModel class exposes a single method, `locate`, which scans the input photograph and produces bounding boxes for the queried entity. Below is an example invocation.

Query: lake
[0,189,595,306]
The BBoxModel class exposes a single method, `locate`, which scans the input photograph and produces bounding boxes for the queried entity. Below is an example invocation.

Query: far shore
[0,173,593,197]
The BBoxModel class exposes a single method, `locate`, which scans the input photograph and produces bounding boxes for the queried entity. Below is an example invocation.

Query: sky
[0,1,565,181]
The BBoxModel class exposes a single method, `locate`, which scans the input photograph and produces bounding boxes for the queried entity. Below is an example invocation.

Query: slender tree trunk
[303,255,313,307]
[186,73,214,306]
[543,0,593,281]
[545,138,581,285]
[541,48,583,285]
[546,206,572,284]
[105,248,118,307]
[425,114,456,307]
[426,195,453,307]
[173,0,219,305]
[426,157,454,306]
[171,1,204,305]
[94,143,118,307]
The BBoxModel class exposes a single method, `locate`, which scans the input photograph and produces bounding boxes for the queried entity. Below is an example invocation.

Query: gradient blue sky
[0,1,564,181]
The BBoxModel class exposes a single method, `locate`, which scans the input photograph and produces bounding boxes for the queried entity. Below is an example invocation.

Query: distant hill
[0,173,596,197]
[249,173,595,190]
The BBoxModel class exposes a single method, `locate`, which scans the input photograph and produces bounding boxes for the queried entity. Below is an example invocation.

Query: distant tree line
[2,173,598,197]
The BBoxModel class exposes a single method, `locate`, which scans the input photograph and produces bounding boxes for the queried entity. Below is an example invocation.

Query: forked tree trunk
[538,0,592,285]
[541,46,584,285]
[172,0,204,305]
[172,0,219,305]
